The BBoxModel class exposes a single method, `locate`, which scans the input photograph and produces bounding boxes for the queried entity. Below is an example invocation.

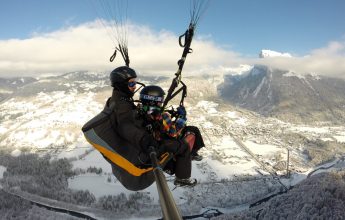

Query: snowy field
[0,165,6,189]
[0,165,6,179]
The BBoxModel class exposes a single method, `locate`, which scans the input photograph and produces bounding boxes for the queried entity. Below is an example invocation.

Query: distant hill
[218,65,345,124]
[0,77,37,102]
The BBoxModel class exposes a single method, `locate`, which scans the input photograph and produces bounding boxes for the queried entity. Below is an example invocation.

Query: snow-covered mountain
[259,49,292,58]
[0,77,37,102]
[1,71,345,219]
[218,65,345,124]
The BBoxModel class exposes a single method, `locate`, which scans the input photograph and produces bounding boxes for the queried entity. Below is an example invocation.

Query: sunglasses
[143,105,161,112]
[128,81,137,87]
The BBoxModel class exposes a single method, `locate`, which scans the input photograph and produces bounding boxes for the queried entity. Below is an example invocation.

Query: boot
[191,152,203,161]
[174,177,197,187]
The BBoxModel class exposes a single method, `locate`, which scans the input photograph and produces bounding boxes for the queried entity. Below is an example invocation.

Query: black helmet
[140,85,165,106]
[110,66,137,87]
[110,66,137,95]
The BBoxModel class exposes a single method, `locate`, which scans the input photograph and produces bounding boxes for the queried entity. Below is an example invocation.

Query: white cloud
[1,20,345,79]
[252,41,345,78]
[0,20,235,78]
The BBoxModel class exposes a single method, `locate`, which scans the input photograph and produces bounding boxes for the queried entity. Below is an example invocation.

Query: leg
[160,139,197,186]
[183,126,205,161]
[160,139,191,179]
[183,126,205,153]
[174,141,191,179]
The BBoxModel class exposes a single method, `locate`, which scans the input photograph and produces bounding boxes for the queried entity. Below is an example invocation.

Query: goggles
[128,81,137,87]
[140,94,164,103]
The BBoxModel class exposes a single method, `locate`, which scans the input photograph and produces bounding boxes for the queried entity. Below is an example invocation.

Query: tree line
[0,152,155,215]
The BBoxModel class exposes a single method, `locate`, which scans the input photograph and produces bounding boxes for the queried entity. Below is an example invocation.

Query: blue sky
[1,0,345,77]
[1,0,345,56]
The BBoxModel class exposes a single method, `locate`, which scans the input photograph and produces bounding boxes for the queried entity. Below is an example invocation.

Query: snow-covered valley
[1,71,345,219]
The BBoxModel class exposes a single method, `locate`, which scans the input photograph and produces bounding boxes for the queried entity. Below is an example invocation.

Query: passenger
[138,85,201,186]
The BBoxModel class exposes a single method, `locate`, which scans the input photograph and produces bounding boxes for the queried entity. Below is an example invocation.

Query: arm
[115,101,147,149]
[161,112,185,138]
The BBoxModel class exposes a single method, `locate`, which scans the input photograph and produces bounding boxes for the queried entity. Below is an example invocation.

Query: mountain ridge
[219,65,345,124]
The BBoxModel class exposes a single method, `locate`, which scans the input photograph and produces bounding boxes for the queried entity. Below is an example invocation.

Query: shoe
[191,152,203,161]
[174,177,197,187]
[164,169,174,175]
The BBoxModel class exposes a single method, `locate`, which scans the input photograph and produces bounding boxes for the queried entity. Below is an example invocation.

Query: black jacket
[82,89,164,191]
[109,89,148,158]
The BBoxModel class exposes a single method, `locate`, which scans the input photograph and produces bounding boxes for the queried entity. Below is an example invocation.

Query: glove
[175,117,186,130]
[177,106,187,120]
[140,135,159,154]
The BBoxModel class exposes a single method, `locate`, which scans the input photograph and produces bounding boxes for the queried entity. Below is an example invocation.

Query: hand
[140,135,159,153]
[175,118,186,130]
[177,106,187,120]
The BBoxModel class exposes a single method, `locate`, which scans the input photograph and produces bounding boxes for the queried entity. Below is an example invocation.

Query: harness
[82,98,171,177]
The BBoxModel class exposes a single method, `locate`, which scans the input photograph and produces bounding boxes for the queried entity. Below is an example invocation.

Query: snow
[333,135,345,143]
[253,77,266,98]
[225,111,237,119]
[283,71,322,81]
[0,89,103,151]
[72,150,112,173]
[0,89,13,94]
[68,174,129,198]
[259,49,292,58]
[0,165,6,179]
[207,159,257,178]
[321,137,333,142]
[11,149,22,157]
[289,125,330,134]
[234,117,248,125]
[283,71,306,79]
[310,72,321,80]
[0,126,7,134]
[222,64,253,75]
[244,141,282,157]
[224,111,248,125]
[219,137,245,156]
[196,101,218,115]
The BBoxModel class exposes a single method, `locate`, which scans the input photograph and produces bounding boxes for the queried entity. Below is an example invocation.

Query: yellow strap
[85,137,169,176]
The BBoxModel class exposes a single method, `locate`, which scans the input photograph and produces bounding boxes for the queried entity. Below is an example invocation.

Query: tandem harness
[82,98,171,181]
